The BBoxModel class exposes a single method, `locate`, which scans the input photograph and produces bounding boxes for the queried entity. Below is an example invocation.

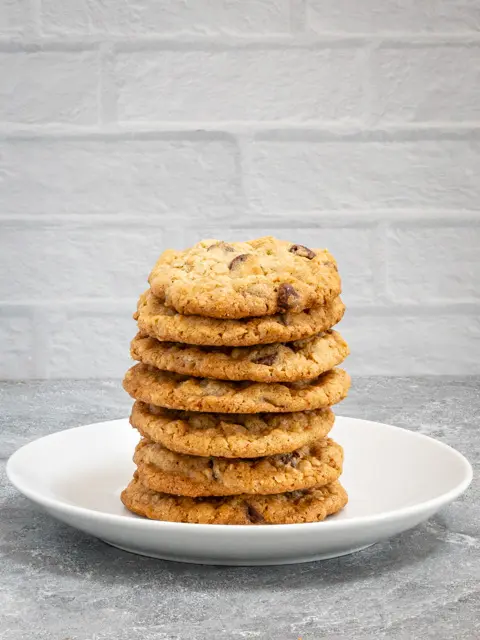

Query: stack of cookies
[121,236,351,525]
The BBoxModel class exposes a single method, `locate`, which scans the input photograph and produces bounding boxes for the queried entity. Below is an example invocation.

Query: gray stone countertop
[1,378,479,640]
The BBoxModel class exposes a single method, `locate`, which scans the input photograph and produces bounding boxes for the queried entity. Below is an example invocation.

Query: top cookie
[135,290,346,347]
[148,236,341,319]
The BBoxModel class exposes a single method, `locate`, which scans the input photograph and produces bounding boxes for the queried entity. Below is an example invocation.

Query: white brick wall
[40,0,293,36]
[0,137,241,214]
[0,0,479,379]
[0,1,28,35]
[0,50,99,124]
[114,48,365,122]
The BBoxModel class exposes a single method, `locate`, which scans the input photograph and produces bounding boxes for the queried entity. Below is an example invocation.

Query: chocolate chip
[245,503,265,524]
[278,452,300,467]
[277,313,289,326]
[207,241,235,252]
[289,337,312,353]
[229,254,249,270]
[288,490,305,500]
[289,489,311,502]
[252,352,277,366]
[289,244,316,260]
[208,458,222,481]
[277,284,299,312]
[288,339,303,353]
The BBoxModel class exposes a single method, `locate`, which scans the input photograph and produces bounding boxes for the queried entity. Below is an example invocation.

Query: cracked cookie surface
[135,289,346,347]
[121,475,348,524]
[131,401,335,458]
[133,438,343,497]
[148,236,341,318]
[123,363,350,413]
[131,330,349,382]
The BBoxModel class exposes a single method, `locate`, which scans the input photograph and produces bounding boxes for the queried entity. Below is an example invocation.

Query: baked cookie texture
[148,236,341,318]
[134,437,343,497]
[123,363,350,413]
[131,401,335,458]
[121,475,348,525]
[135,289,346,347]
[121,235,350,525]
[130,330,349,382]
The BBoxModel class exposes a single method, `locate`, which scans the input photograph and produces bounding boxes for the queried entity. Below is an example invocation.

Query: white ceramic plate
[7,417,472,566]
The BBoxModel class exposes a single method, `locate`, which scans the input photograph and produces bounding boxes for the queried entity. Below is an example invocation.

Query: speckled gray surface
[1,378,479,640]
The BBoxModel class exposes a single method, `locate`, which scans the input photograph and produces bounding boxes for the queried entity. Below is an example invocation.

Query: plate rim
[6,416,473,533]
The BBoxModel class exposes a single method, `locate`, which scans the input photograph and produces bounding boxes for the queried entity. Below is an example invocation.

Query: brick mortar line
[0,126,241,140]
[0,212,478,224]
[252,126,480,141]
[3,33,480,50]
[0,376,473,384]
[1,124,480,141]
[0,39,101,52]
[1,301,480,314]
[0,303,135,313]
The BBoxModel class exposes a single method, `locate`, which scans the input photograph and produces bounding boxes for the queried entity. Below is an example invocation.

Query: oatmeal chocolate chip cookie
[133,437,343,497]
[131,401,335,458]
[123,363,350,413]
[148,236,341,318]
[135,289,345,347]
[131,330,349,382]
[121,475,348,524]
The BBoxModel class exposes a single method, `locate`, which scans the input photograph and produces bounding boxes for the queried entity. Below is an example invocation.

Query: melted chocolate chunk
[252,352,277,366]
[208,458,222,481]
[245,503,265,523]
[229,254,250,270]
[288,341,304,353]
[289,244,316,260]
[278,451,300,467]
[289,488,312,502]
[277,284,300,312]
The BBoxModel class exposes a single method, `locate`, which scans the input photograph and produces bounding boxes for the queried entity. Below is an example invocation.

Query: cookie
[148,236,341,318]
[135,289,346,347]
[134,437,343,497]
[123,363,350,413]
[121,475,348,524]
[131,401,335,458]
[131,330,348,383]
